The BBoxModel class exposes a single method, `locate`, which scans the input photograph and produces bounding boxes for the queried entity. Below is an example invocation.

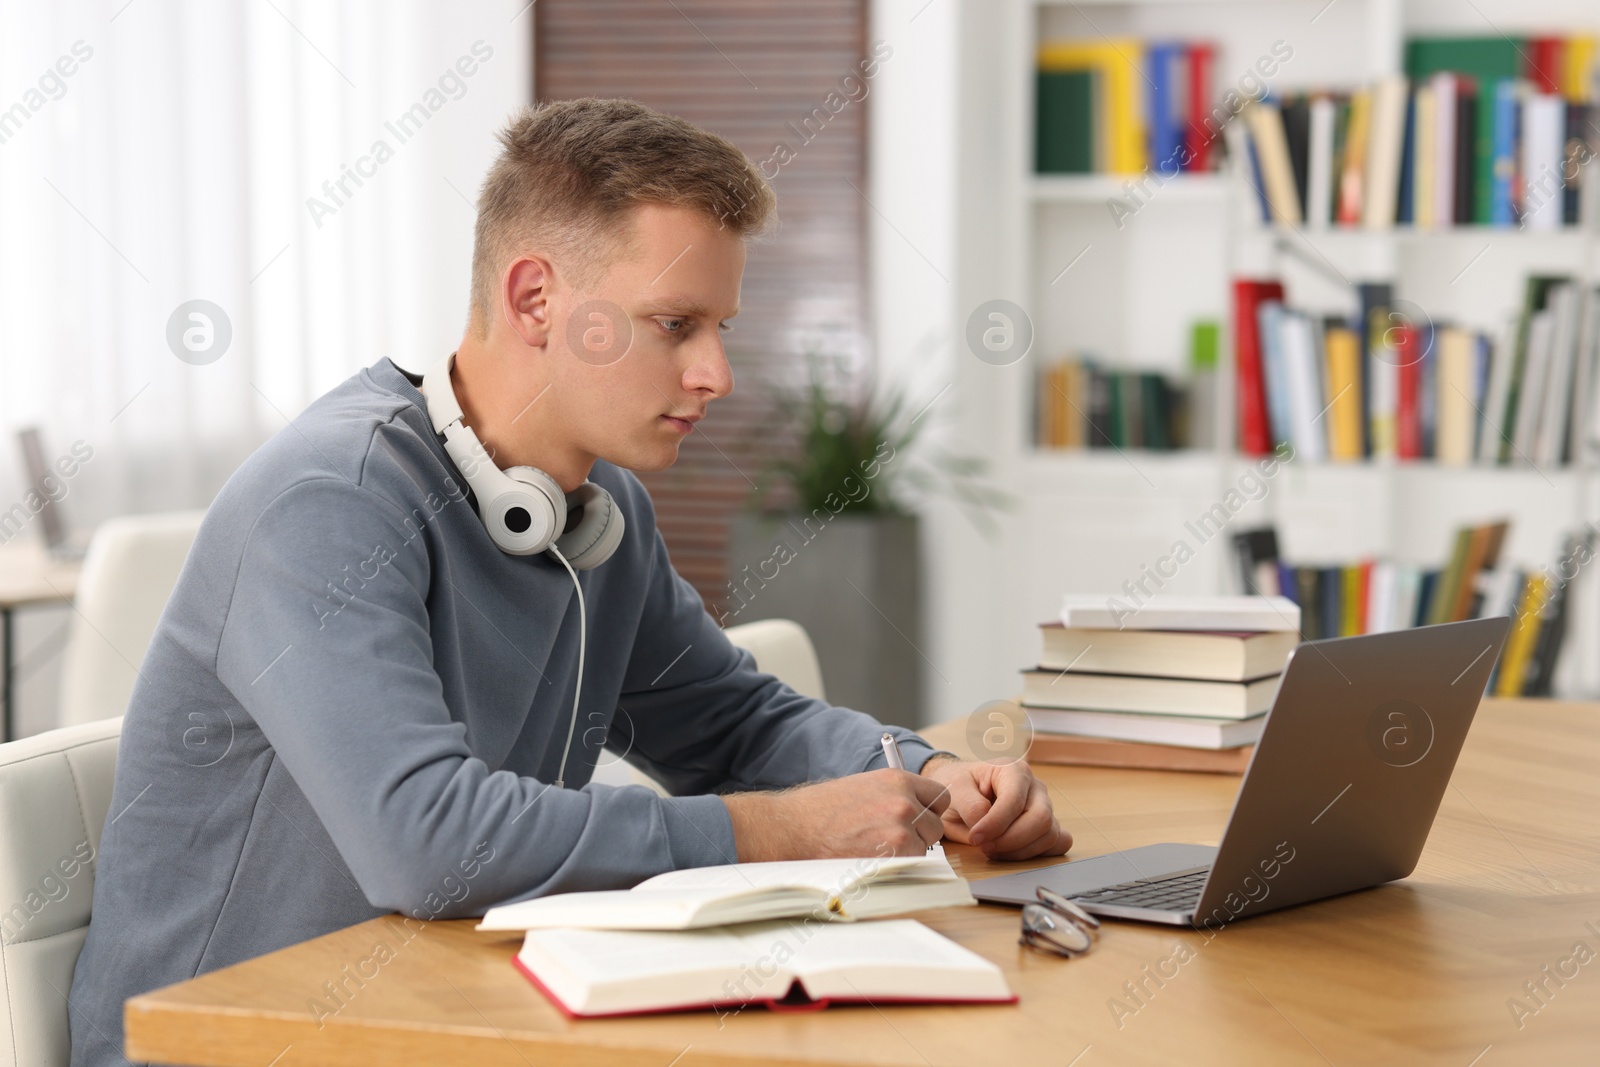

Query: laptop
[969,617,1511,928]
[15,427,89,559]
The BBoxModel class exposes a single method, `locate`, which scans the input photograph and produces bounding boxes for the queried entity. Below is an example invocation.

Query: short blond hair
[469,98,776,334]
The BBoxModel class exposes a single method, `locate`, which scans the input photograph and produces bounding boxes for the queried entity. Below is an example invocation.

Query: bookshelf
[933,0,1600,717]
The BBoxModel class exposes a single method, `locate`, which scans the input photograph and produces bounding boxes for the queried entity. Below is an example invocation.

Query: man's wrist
[917,750,963,774]
[722,790,797,863]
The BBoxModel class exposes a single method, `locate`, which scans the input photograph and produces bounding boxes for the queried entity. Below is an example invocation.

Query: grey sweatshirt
[67,357,937,1067]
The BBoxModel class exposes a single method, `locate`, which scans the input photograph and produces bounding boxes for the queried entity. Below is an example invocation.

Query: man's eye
[657,318,686,335]
[718,322,733,333]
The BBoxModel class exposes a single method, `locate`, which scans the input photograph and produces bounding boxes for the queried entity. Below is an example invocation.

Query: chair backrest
[724,618,827,701]
[58,511,206,727]
[588,619,828,792]
[0,717,120,1067]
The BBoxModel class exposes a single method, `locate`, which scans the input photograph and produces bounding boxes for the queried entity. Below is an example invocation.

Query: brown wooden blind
[534,0,870,611]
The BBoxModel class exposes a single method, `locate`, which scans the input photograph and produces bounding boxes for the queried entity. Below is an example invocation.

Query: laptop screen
[16,427,70,549]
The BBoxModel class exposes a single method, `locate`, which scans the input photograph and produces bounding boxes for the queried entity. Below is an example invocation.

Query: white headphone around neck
[420,353,624,568]
[420,352,624,790]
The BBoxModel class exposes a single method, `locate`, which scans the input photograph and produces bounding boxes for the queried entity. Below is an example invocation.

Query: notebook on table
[511,918,1015,1018]
[478,844,974,932]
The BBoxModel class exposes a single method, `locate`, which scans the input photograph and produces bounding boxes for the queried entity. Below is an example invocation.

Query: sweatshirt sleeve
[214,477,736,918]
[613,528,939,796]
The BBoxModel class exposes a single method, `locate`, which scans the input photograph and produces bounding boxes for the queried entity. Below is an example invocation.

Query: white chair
[589,618,828,789]
[0,716,120,1067]
[724,618,827,702]
[58,511,206,727]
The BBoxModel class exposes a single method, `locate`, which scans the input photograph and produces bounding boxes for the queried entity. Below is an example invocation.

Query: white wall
[869,0,1035,726]
[0,0,533,528]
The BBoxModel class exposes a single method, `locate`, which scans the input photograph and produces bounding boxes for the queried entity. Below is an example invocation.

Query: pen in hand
[881,732,936,851]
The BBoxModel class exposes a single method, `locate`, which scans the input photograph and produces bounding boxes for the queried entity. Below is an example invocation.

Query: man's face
[543,202,744,474]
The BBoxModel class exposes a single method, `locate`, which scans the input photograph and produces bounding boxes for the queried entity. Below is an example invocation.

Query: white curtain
[0,0,532,526]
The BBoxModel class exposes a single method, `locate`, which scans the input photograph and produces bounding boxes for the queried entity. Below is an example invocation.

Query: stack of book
[1235,34,1597,229]
[1035,38,1218,175]
[1233,274,1600,466]
[1020,595,1300,774]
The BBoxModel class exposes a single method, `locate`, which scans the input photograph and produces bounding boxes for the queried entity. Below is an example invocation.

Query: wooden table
[126,698,1600,1066]
[0,539,81,740]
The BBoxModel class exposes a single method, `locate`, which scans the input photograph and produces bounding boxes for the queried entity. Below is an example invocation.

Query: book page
[479,888,756,931]
[529,925,758,983]
[637,843,955,895]
[520,925,796,1014]
[777,920,1011,1003]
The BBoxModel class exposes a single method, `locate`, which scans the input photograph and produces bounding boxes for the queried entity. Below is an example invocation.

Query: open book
[513,918,1015,1017]
[477,844,975,931]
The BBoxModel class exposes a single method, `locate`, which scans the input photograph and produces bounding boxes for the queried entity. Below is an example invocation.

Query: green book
[1120,372,1143,447]
[1404,37,1523,82]
[1140,374,1170,450]
[1404,37,1524,224]
[1428,526,1474,626]
[1036,70,1095,173]
[1498,276,1568,462]
[1296,567,1322,641]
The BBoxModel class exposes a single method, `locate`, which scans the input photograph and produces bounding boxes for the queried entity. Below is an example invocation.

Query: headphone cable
[547,545,585,789]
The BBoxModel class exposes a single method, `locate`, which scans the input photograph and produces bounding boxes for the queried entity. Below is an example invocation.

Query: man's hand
[724,770,951,862]
[918,756,1073,861]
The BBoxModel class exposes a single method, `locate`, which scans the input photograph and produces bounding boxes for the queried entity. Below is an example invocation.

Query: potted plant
[726,353,1005,728]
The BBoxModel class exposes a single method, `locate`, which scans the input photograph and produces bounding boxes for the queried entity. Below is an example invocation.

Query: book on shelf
[1025,705,1266,749]
[1026,733,1256,774]
[510,918,1014,1018]
[1036,39,1147,175]
[1233,527,1283,596]
[1233,272,1600,467]
[1034,37,1217,177]
[1020,670,1279,719]
[1033,358,1188,450]
[477,847,973,932]
[1040,624,1297,682]
[1229,520,1576,696]
[1234,279,1287,456]
[1058,593,1300,632]
[1231,33,1598,229]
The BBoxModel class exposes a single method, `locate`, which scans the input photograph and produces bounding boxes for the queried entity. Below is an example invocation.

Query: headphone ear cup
[554,483,625,570]
[481,466,565,555]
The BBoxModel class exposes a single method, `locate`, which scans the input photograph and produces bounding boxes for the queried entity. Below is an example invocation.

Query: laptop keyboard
[1072,868,1209,912]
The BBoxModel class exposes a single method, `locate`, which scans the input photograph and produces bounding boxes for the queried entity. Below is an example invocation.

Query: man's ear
[501,255,554,349]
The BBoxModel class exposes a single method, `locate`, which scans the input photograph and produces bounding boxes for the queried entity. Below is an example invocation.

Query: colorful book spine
[1147,43,1183,173]
[1233,280,1284,455]
[1490,79,1519,226]
[1185,43,1215,171]
[1395,326,1423,459]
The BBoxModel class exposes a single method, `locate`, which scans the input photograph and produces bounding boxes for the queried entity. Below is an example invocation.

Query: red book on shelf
[1526,37,1563,96]
[1395,325,1422,459]
[1232,278,1284,456]
[1185,43,1216,171]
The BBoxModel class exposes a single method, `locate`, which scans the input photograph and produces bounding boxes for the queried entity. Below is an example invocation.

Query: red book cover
[1395,326,1421,459]
[1185,43,1216,171]
[1233,278,1284,456]
[1526,37,1563,95]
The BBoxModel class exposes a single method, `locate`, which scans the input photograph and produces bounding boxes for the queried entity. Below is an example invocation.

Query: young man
[68,98,1070,1064]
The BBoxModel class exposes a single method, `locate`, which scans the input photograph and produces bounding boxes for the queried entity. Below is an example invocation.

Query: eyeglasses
[1019,886,1101,958]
